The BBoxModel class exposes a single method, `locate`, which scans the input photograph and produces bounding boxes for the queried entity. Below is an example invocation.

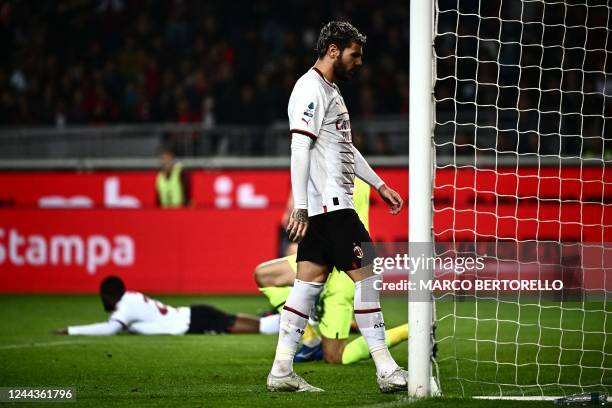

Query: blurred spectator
[372,133,392,156]
[156,144,191,208]
[352,130,369,154]
[454,131,475,157]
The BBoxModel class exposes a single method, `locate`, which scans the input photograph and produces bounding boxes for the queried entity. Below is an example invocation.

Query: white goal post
[408,0,435,399]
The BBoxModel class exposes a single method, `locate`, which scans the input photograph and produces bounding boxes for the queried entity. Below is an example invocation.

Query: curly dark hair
[316,21,367,58]
[100,276,126,311]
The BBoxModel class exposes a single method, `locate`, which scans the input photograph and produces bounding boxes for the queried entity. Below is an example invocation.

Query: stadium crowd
[0,0,410,127]
[434,0,611,158]
[0,0,609,157]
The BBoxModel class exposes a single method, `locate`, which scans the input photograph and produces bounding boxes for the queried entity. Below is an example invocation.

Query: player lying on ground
[267,21,407,393]
[255,178,408,365]
[53,276,280,336]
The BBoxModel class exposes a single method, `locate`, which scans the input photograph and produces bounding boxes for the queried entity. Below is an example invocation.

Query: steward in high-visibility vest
[156,163,187,207]
[156,147,190,207]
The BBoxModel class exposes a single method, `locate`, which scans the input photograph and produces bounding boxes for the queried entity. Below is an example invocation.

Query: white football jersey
[288,67,356,216]
[110,291,191,335]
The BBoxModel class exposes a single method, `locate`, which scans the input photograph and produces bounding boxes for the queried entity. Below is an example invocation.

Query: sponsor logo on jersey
[336,113,352,142]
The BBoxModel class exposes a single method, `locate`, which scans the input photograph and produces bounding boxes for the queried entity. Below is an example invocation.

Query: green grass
[0,295,609,407]
[434,298,612,397]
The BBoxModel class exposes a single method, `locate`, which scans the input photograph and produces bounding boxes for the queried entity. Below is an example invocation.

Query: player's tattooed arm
[293,208,308,223]
[289,133,312,242]
[287,208,309,242]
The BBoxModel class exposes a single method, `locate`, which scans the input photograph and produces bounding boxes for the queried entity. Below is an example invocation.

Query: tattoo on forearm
[294,209,308,223]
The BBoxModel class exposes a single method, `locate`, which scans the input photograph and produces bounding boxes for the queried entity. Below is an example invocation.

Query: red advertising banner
[0,168,409,210]
[0,167,609,293]
[0,209,281,293]
[0,172,157,208]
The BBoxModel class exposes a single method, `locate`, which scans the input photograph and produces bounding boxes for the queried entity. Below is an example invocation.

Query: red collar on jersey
[312,67,335,88]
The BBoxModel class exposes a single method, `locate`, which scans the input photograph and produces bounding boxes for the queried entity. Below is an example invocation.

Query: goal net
[431,0,611,397]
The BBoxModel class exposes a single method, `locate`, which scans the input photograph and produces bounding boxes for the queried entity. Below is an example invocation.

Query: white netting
[432,0,611,397]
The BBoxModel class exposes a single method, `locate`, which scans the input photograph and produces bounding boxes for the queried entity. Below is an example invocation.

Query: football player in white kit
[54,276,279,336]
[267,21,406,393]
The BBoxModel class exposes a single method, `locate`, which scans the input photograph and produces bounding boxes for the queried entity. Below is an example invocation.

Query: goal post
[408,0,435,399]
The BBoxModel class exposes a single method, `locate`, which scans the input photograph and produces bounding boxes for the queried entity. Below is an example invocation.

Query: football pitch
[0,294,609,407]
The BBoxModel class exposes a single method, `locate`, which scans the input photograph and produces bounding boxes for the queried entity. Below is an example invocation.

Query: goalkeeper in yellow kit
[254,177,407,364]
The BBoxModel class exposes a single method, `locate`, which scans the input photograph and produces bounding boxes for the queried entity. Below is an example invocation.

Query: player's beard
[333,58,359,81]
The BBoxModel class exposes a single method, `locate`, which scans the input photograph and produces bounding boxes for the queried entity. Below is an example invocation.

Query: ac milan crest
[353,244,363,259]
